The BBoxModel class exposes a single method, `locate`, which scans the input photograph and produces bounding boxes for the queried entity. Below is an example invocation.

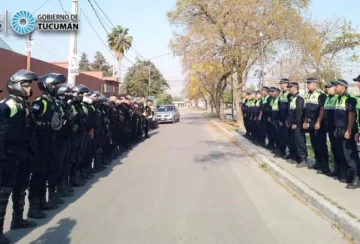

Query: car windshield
[157,106,174,112]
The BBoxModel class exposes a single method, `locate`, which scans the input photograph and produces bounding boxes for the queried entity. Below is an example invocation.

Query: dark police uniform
[144,100,153,138]
[260,87,272,147]
[241,95,250,137]
[287,82,307,165]
[333,79,360,188]
[29,92,63,218]
[252,94,262,144]
[278,79,295,158]
[270,88,285,156]
[323,82,343,177]
[304,78,329,174]
[0,70,39,243]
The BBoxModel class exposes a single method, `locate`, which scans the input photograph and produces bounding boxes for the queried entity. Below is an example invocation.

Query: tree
[79,52,91,71]
[293,18,360,87]
[168,0,309,126]
[123,59,169,97]
[107,25,133,91]
[90,51,112,76]
[156,92,173,105]
[223,88,232,105]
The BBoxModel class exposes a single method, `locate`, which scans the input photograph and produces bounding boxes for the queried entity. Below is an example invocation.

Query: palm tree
[107,25,133,92]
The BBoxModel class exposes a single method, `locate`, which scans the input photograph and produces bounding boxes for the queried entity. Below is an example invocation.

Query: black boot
[70,170,85,187]
[39,185,59,211]
[27,197,47,219]
[11,192,37,229]
[48,186,64,205]
[56,184,73,197]
[0,188,11,244]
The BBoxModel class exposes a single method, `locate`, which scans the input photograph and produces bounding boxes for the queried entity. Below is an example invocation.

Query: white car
[156,104,180,123]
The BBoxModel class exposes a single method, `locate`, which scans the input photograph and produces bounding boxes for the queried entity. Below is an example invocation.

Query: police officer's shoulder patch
[33,104,40,110]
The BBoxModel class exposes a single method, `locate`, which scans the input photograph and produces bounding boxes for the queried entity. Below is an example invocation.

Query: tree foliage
[156,92,173,105]
[123,59,169,97]
[79,52,91,71]
[168,0,360,126]
[90,51,112,77]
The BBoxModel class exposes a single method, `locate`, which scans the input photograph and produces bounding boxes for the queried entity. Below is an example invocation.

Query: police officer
[278,78,295,159]
[287,82,307,166]
[107,93,119,159]
[303,78,330,174]
[144,99,153,138]
[259,87,271,147]
[69,85,88,187]
[323,82,343,177]
[29,73,66,218]
[0,70,38,244]
[252,91,262,144]
[247,92,256,141]
[270,87,286,157]
[54,84,75,198]
[332,79,360,188]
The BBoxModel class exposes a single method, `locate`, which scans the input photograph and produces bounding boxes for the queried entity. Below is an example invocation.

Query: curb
[210,119,360,243]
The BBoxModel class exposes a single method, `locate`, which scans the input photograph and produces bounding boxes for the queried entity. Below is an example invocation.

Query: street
[5,109,347,244]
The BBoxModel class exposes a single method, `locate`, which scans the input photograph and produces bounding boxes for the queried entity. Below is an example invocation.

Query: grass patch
[259,163,269,171]
[305,134,335,168]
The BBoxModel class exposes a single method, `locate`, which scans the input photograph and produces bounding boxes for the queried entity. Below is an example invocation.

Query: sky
[0,0,360,96]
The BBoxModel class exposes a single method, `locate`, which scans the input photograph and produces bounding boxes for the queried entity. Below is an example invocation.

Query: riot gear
[37,73,66,95]
[7,69,38,97]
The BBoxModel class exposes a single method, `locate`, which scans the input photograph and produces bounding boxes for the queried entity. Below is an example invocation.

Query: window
[157,106,175,112]
[104,84,115,93]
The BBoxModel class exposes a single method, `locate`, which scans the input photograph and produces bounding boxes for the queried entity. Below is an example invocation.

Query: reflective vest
[334,93,349,127]
[305,89,324,105]
[289,95,298,110]
[324,95,338,110]
[271,96,280,111]
[280,91,290,103]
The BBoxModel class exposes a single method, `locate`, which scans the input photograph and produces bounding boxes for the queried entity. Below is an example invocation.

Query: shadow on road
[29,217,76,244]
[5,129,160,243]
[193,140,246,165]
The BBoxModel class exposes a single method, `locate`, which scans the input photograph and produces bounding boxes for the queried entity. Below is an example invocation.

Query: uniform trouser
[84,130,97,169]
[259,117,268,144]
[308,122,329,168]
[274,121,286,153]
[110,123,118,153]
[243,114,249,134]
[286,127,297,156]
[328,127,345,172]
[59,138,72,185]
[77,132,91,170]
[266,120,275,146]
[291,127,307,160]
[29,135,55,201]
[48,137,69,187]
[334,127,360,176]
[144,119,150,136]
[0,145,32,225]
[138,118,143,137]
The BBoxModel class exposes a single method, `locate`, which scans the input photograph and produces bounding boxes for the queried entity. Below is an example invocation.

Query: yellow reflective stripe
[71,105,77,115]
[41,100,47,116]
[5,99,17,117]
[81,105,88,114]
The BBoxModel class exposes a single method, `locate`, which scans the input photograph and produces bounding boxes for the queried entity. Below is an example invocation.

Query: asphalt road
[5,109,347,244]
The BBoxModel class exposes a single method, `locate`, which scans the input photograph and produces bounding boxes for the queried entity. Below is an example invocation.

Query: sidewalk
[204,114,360,243]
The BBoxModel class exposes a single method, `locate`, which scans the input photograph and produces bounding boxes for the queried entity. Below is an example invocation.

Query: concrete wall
[0,48,119,101]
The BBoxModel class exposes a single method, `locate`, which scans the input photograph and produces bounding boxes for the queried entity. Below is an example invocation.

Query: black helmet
[72,84,90,94]
[37,73,66,94]
[56,84,72,97]
[7,69,38,97]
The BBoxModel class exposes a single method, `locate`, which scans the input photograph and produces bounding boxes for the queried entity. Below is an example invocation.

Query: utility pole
[148,65,151,97]
[26,34,33,70]
[259,31,265,88]
[67,0,78,86]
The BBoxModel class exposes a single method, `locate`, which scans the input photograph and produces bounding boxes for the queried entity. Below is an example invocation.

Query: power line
[58,0,71,14]
[93,0,146,60]
[80,8,128,69]
[32,0,53,14]
[87,0,135,66]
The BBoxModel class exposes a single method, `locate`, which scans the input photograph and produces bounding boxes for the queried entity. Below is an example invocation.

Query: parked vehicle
[155,104,180,123]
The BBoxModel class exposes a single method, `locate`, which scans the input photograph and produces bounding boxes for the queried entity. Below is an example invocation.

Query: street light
[259,30,265,89]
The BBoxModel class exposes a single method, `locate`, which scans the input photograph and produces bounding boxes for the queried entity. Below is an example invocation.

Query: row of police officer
[0,69,154,244]
[241,76,360,189]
